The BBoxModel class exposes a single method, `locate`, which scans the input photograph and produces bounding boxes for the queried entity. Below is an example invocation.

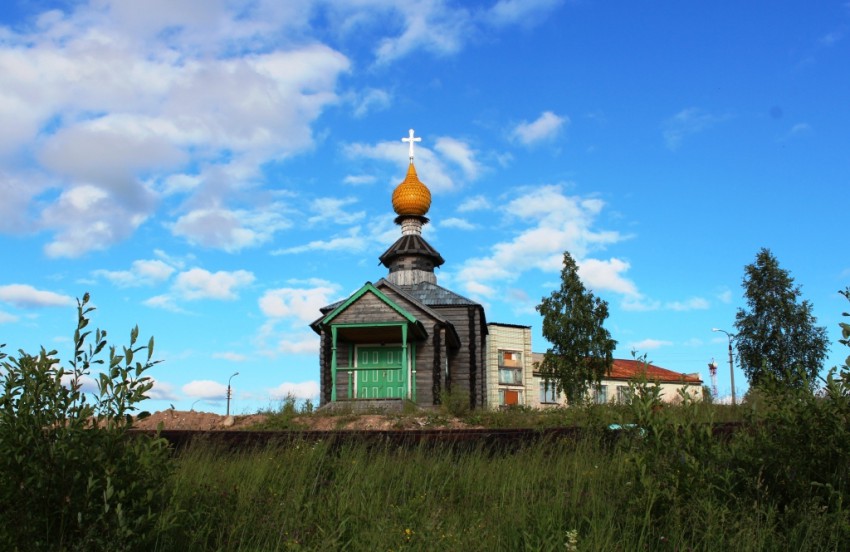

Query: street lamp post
[226,372,239,416]
[712,328,736,405]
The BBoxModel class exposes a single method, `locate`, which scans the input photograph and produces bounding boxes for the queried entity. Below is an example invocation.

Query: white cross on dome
[402,128,421,161]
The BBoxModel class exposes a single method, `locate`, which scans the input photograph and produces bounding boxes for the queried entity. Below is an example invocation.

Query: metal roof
[378,234,445,268]
[394,281,481,307]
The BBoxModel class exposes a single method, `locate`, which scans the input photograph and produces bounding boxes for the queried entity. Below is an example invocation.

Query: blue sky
[1,0,848,414]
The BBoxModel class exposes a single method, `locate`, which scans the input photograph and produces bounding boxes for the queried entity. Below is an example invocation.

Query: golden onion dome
[392,162,431,216]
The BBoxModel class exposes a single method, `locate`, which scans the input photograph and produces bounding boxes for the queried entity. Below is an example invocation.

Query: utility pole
[226,372,239,416]
[712,328,736,405]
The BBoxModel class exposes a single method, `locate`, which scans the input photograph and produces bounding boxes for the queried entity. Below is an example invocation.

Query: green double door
[356,347,405,399]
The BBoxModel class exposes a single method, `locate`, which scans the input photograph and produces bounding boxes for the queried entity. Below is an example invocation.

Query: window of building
[499,389,522,406]
[498,350,522,385]
[593,384,608,404]
[617,385,631,403]
[540,380,559,404]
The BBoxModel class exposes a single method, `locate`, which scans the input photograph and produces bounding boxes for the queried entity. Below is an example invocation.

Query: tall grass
[151,374,850,551]
[163,435,624,551]
[156,430,840,551]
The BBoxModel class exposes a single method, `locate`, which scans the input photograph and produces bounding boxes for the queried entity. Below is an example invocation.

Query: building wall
[485,324,533,409]
[438,305,486,408]
[531,374,703,407]
[318,286,485,408]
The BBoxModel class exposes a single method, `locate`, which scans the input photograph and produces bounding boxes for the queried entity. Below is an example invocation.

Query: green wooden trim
[401,324,408,400]
[321,282,418,326]
[347,346,354,399]
[330,326,338,402]
[410,342,416,402]
[332,322,407,329]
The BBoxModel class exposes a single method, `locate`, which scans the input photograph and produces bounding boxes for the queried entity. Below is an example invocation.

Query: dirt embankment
[133,410,478,431]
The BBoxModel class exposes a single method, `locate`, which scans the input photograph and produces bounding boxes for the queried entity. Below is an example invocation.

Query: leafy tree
[0,293,177,551]
[536,251,617,403]
[734,248,828,389]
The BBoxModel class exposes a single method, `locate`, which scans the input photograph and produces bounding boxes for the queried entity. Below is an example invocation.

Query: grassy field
[152,384,850,551]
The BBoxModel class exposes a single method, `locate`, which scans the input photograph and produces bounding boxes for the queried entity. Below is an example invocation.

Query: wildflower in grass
[565,529,579,551]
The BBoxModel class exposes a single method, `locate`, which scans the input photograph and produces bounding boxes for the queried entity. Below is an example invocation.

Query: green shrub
[439,385,471,417]
[0,293,177,551]
[254,394,315,430]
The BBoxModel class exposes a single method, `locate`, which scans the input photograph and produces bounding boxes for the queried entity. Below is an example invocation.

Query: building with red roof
[486,323,703,408]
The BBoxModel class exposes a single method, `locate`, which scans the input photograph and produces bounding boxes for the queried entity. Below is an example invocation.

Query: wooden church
[310,130,487,409]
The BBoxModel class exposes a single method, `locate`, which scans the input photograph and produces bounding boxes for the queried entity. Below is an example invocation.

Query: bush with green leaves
[0,293,177,551]
[618,356,738,543]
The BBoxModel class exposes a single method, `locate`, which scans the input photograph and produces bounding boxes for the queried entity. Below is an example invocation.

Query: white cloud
[665,297,710,311]
[0,284,74,308]
[623,295,710,312]
[441,217,476,230]
[255,281,338,358]
[511,111,568,145]
[464,281,497,298]
[94,259,176,287]
[148,379,179,401]
[273,218,397,256]
[717,289,733,304]
[434,137,481,179]
[269,380,320,400]
[621,297,661,312]
[160,173,202,196]
[141,266,255,310]
[259,285,341,324]
[629,339,673,351]
[487,0,563,27]
[352,87,392,117]
[453,185,626,296]
[343,174,376,186]
[371,1,472,65]
[173,268,255,301]
[325,1,559,66]
[458,195,491,212]
[286,277,337,287]
[780,122,812,141]
[345,135,481,193]
[60,372,99,394]
[182,380,227,400]
[41,183,157,258]
[171,206,291,252]
[578,258,638,296]
[143,294,187,313]
[663,108,728,150]
[0,170,48,234]
[276,334,321,355]
[308,197,365,225]
[0,6,350,256]
[0,311,19,323]
[273,227,371,255]
[212,352,248,362]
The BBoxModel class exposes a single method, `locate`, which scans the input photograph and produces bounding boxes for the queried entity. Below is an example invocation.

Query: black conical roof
[379,234,445,268]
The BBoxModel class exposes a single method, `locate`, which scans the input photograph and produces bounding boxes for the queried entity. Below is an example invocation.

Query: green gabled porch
[317,282,429,403]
